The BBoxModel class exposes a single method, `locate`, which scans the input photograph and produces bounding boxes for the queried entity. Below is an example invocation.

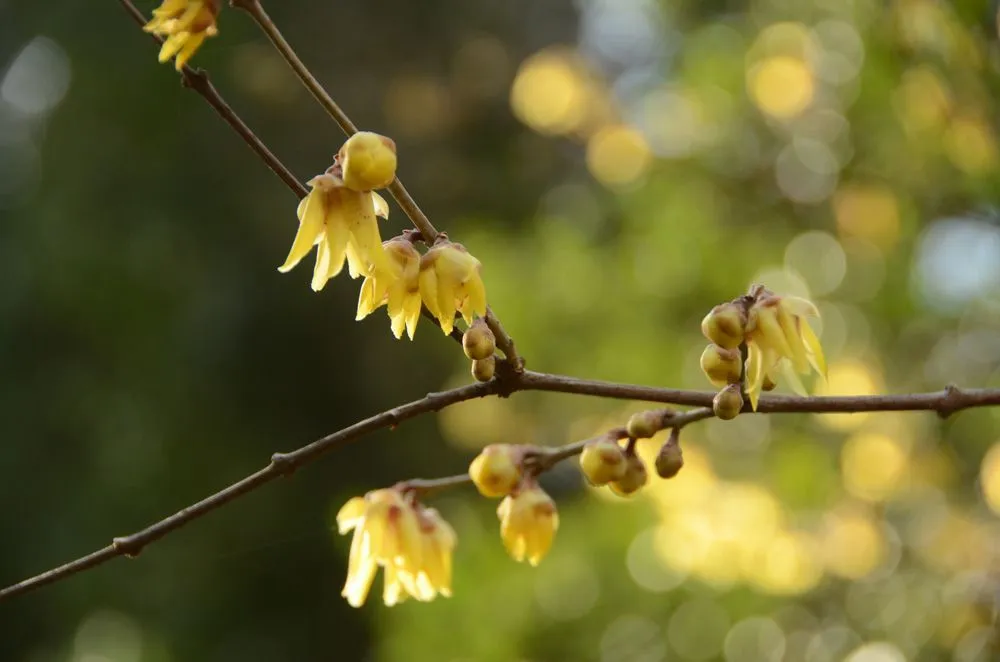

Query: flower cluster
[700,285,826,412]
[469,445,560,566]
[336,487,456,607]
[143,0,220,70]
[280,132,488,340]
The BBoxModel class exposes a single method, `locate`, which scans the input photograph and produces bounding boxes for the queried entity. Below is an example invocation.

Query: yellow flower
[496,482,559,566]
[745,294,827,410]
[469,444,523,498]
[356,238,423,339]
[279,173,391,291]
[336,488,456,607]
[419,242,487,336]
[339,132,398,192]
[143,0,219,71]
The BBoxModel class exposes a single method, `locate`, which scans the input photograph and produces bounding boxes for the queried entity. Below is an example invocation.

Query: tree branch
[118,0,307,198]
[228,0,523,369]
[5,366,997,602]
[0,380,498,602]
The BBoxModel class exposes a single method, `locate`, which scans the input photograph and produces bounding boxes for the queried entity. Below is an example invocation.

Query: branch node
[937,383,965,419]
[112,536,144,558]
[269,452,296,476]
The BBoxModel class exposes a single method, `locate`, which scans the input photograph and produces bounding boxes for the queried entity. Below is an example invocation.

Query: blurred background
[2,0,1000,660]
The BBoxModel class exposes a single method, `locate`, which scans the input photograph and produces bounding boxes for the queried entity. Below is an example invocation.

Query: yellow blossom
[745,293,826,410]
[339,132,398,192]
[336,488,456,607]
[469,444,523,497]
[419,242,488,335]
[143,0,219,71]
[279,173,391,291]
[496,482,559,565]
[356,238,422,339]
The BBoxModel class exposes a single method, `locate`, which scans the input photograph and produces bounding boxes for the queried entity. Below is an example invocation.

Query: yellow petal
[278,190,325,273]
[343,190,388,277]
[746,342,763,411]
[403,292,422,340]
[389,312,406,339]
[311,233,333,292]
[157,33,187,63]
[436,277,458,336]
[784,296,820,318]
[336,496,367,534]
[372,192,390,219]
[356,276,379,320]
[419,269,442,321]
[754,306,795,360]
[173,31,206,70]
[465,273,487,321]
[381,564,406,607]
[777,305,809,374]
[800,319,827,378]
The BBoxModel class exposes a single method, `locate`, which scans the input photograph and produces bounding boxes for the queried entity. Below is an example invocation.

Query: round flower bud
[609,452,648,497]
[579,438,627,485]
[700,344,742,387]
[713,384,744,420]
[463,322,496,360]
[655,437,684,479]
[701,302,746,349]
[626,410,663,440]
[471,356,496,382]
[339,131,398,191]
[469,444,522,497]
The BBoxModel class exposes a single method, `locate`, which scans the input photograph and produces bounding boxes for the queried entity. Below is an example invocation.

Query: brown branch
[0,380,497,602]
[3,363,998,601]
[118,0,307,198]
[229,0,524,369]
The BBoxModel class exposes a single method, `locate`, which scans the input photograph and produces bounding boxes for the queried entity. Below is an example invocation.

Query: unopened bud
[700,344,742,387]
[472,356,496,382]
[339,131,398,192]
[609,452,648,497]
[701,302,746,349]
[762,375,777,392]
[469,444,522,497]
[579,437,627,485]
[626,410,663,439]
[713,384,744,420]
[463,320,496,360]
[655,435,684,479]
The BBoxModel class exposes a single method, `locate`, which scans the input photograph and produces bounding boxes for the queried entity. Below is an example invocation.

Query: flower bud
[713,384,744,420]
[463,320,496,360]
[471,356,496,382]
[579,437,627,485]
[762,375,777,392]
[655,436,684,479]
[609,452,648,497]
[339,131,398,191]
[626,410,663,440]
[469,444,522,497]
[700,344,742,387]
[701,302,746,349]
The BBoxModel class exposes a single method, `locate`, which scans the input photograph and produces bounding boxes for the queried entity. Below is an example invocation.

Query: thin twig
[0,380,498,601]
[229,0,524,369]
[119,0,307,198]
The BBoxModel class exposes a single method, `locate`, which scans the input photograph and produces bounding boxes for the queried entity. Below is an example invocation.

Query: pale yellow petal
[389,312,406,339]
[784,296,820,318]
[436,278,458,336]
[311,234,333,292]
[403,292,422,340]
[777,305,809,373]
[372,192,390,219]
[278,191,325,273]
[746,342,763,411]
[336,496,367,534]
[381,564,405,607]
[173,31,206,70]
[419,269,442,321]
[755,306,795,360]
[465,273,487,321]
[800,320,827,378]
[356,277,379,320]
[157,33,187,63]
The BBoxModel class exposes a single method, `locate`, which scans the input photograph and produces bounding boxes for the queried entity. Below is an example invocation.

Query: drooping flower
[355,238,423,339]
[143,0,220,71]
[336,488,456,607]
[496,481,559,566]
[419,241,487,336]
[469,444,523,498]
[339,132,398,192]
[744,293,826,410]
[278,173,391,291]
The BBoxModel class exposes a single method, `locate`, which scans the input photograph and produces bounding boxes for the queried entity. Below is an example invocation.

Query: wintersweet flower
[356,238,423,339]
[469,444,523,498]
[143,0,219,71]
[496,482,559,566]
[279,173,391,291]
[419,241,487,335]
[336,489,457,607]
[339,132,398,192]
[744,293,826,410]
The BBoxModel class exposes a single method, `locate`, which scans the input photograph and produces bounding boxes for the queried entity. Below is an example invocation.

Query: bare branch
[0,380,498,602]
[118,0,307,198]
